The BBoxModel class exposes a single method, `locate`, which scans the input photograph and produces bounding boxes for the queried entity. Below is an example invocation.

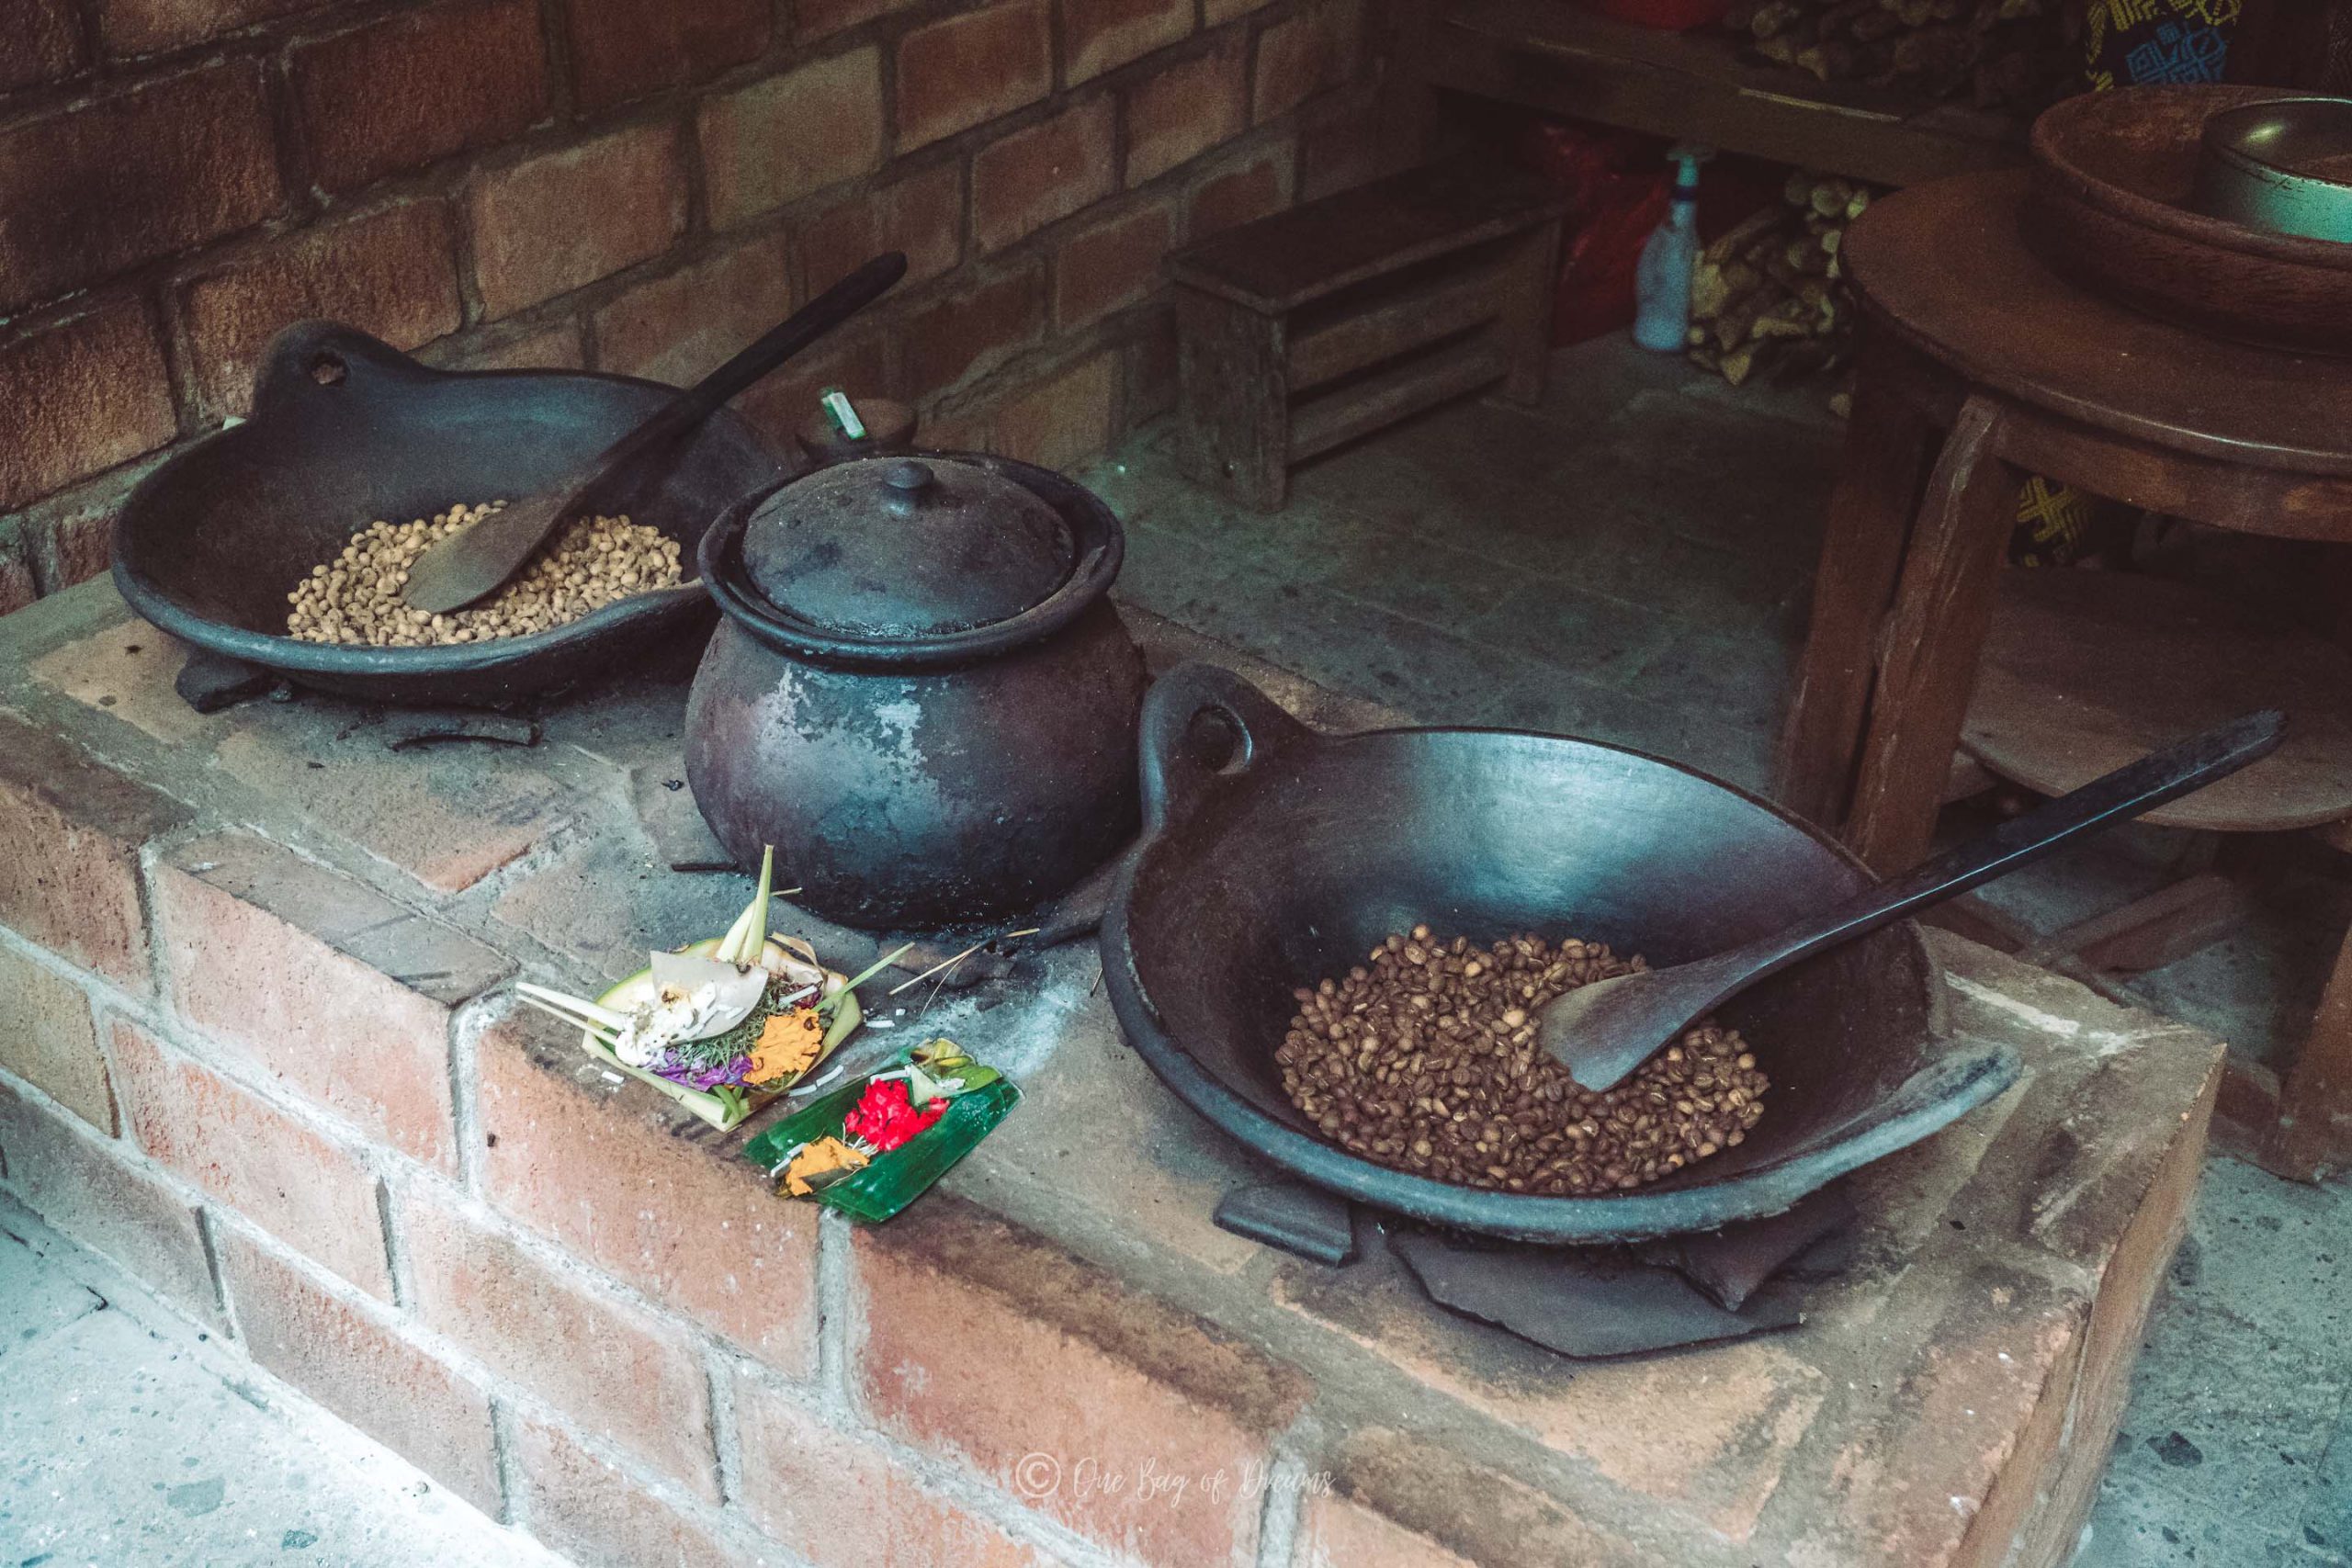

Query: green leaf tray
[740,1057,1020,1223]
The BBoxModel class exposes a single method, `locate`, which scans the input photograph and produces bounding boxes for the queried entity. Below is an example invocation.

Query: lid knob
[881,458,933,516]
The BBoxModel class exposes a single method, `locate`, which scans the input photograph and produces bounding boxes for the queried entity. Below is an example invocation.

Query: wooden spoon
[1536,708,2288,1092]
[403,251,908,615]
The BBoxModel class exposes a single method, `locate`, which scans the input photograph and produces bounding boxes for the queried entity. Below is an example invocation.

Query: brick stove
[0,578,2222,1568]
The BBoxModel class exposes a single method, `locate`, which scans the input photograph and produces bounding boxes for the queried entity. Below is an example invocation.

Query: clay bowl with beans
[1101,663,2021,1246]
[113,321,790,706]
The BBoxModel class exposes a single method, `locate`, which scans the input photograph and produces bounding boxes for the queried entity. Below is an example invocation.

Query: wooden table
[1387,0,2026,189]
[1776,169,2352,1179]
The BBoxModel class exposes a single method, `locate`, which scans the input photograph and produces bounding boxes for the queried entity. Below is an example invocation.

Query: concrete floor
[1083,337,2352,1566]
[0,1196,554,1565]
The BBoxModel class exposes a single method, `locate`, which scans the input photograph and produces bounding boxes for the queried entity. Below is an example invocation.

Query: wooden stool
[1775,169,2352,1180]
[1165,159,1564,510]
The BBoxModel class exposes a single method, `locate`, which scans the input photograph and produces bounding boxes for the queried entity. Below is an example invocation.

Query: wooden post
[2275,925,2352,1179]
[1773,332,1940,829]
[1499,219,1562,406]
[1842,393,2019,873]
[1173,286,1289,510]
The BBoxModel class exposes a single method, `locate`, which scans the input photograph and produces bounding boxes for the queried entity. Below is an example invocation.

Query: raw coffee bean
[286,503,683,648]
[1272,929,1770,1197]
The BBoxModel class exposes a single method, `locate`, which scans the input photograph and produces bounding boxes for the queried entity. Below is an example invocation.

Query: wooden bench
[1165,159,1566,510]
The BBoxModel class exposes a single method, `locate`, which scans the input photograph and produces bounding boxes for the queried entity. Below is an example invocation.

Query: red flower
[844,1078,944,1152]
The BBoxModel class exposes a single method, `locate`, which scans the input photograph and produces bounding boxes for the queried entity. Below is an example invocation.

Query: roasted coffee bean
[1272,929,1770,1197]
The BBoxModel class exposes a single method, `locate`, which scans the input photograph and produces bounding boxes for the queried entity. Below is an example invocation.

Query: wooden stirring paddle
[403,251,907,615]
[1537,708,2288,1092]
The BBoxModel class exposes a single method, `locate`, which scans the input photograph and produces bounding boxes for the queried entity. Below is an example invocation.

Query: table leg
[1774,335,1940,828]
[1844,393,2020,872]
[2276,922,2352,1179]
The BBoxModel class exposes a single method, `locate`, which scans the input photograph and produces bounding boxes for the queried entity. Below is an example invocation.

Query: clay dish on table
[2029,84,2352,355]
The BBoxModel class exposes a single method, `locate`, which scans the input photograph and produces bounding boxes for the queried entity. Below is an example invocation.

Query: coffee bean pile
[286,502,683,647]
[1275,926,1770,1195]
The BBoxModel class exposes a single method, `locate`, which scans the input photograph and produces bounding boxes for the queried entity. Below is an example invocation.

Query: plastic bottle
[1633,145,1705,354]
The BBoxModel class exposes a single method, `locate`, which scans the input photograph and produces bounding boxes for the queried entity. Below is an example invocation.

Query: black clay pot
[685,452,1147,930]
[1102,663,2020,1245]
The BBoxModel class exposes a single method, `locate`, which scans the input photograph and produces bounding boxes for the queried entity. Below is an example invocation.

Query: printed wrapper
[740,1053,1019,1222]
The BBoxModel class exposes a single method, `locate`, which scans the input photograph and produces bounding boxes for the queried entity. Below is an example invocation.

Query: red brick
[900,263,1044,400]
[0,1079,219,1325]
[1314,1427,1666,1568]
[0,62,284,311]
[477,1011,821,1373]
[1295,1493,1476,1568]
[178,201,463,420]
[113,1021,390,1298]
[290,0,549,195]
[36,502,129,592]
[0,948,108,1134]
[919,401,992,452]
[0,299,177,510]
[469,121,687,319]
[972,98,1116,253]
[989,352,1117,470]
[0,714,187,991]
[735,1371,1058,1568]
[1065,0,1191,84]
[796,0,918,40]
[93,0,310,54]
[1252,0,1361,123]
[895,0,1050,151]
[593,236,793,388]
[797,161,964,297]
[699,48,885,228]
[217,1226,502,1514]
[1270,1250,1826,1543]
[1055,198,1172,327]
[1124,37,1247,186]
[515,1416,744,1568]
[734,329,894,451]
[563,0,769,113]
[851,1196,1308,1567]
[400,1185,720,1495]
[209,713,573,897]
[446,318,587,370]
[1795,1258,2086,1566]
[0,0,81,88]
[153,832,512,1170]
[1189,142,1293,237]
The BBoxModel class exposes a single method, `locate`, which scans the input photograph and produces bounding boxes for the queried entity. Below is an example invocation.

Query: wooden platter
[1962,568,2352,833]
[2028,85,2352,355]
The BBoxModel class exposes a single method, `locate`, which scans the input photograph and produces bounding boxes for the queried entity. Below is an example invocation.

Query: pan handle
[1137,661,1314,832]
[250,321,435,420]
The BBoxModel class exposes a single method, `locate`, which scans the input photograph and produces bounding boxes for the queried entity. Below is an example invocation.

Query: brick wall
[0,0,1388,615]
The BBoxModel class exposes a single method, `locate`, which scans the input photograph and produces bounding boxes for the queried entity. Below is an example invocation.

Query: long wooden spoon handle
[585,250,909,486]
[1736,707,2288,982]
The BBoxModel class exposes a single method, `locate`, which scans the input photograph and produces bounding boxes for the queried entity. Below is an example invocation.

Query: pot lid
[741,455,1075,637]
